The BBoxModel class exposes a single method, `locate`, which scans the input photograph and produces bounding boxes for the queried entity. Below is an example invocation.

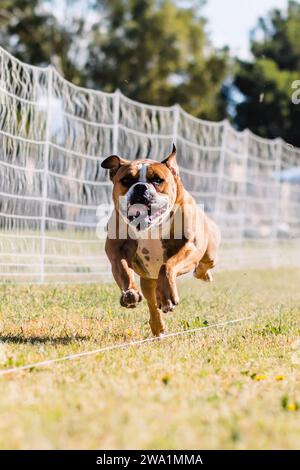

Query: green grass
[0,269,299,449]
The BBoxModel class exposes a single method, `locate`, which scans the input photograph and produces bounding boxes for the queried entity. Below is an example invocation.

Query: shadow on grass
[0,334,90,345]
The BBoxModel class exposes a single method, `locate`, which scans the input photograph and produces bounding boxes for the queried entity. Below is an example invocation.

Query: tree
[233,0,300,146]
[0,0,83,84]
[85,0,228,120]
[0,0,228,120]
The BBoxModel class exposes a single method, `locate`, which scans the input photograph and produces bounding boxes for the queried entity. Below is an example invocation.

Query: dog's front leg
[156,242,200,313]
[140,278,165,337]
[105,238,142,308]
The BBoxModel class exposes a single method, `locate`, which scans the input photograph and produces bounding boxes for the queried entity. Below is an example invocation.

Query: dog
[101,145,221,337]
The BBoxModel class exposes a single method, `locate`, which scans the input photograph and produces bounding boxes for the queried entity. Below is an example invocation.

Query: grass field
[0,269,299,450]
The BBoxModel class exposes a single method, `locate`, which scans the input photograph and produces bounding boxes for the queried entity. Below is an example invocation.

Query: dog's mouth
[127,202,169,231]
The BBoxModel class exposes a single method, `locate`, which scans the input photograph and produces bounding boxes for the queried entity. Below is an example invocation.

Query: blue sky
[203,0,289,58]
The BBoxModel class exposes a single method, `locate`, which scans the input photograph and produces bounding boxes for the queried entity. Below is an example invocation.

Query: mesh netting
[0,46,299,283]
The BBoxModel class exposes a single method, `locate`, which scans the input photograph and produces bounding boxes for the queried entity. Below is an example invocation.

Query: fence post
[113,89,120,155]
[236,129,250,268]
[271,137,283,267]
[172,104,180,147]
[240,129,250,241]
[214,119,228,221]
[40,65,53,284]
[273,138,283,237]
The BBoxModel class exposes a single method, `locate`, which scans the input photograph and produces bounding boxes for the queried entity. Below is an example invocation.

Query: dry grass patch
[0,269,299,449]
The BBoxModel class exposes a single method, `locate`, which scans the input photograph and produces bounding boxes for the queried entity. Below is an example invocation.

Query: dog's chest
[133,238,165,279]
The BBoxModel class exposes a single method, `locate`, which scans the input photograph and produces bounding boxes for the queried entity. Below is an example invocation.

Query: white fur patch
[136,238,164,279]
[139,163,149,182]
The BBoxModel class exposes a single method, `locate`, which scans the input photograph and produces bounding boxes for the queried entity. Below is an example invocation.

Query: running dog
[101,145,221,337]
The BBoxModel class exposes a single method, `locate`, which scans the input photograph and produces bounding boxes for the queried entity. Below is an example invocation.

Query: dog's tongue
[128,204,148,218]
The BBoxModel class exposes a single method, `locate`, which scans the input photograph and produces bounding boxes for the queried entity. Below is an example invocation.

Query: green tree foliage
[233,0,300,146]
[0,0,83,83]
[0,0,228,121]
[86,0,228,119]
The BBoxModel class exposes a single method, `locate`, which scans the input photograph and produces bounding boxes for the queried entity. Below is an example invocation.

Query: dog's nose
[130,183,154,205]
[134,183,148,194]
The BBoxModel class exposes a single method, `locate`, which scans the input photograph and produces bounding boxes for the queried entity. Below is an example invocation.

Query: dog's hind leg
[194,219,220,282]
[193,253,215,282]
[140,277,165,337]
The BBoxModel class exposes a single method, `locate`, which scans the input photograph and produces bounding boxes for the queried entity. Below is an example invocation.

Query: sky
[48,0,291,60]
[203,0,289,59]
[47,0,291,108]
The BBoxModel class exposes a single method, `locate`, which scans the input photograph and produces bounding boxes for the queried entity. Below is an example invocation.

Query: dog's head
[101,145,179,231]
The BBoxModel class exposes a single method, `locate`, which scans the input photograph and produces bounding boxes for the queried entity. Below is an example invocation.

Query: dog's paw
[160,299,178,313]
[202,271,213,282]
[149,318,165,337]
[156,265,179,313]
[120,289,143,308]
[156,283,179,313]
[193,268,213,282]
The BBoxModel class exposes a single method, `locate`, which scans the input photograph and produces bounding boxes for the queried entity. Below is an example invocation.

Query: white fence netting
[0,46,300,283]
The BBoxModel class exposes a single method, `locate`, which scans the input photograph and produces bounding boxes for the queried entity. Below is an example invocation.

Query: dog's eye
[149,176,164,185]
[120,177,135,187]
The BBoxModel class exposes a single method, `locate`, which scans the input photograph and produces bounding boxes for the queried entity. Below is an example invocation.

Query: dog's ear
[101,155,129,179]
[161,144,179,176]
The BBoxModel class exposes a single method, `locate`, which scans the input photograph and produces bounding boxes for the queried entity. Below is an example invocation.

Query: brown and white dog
[101,145,221,337]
